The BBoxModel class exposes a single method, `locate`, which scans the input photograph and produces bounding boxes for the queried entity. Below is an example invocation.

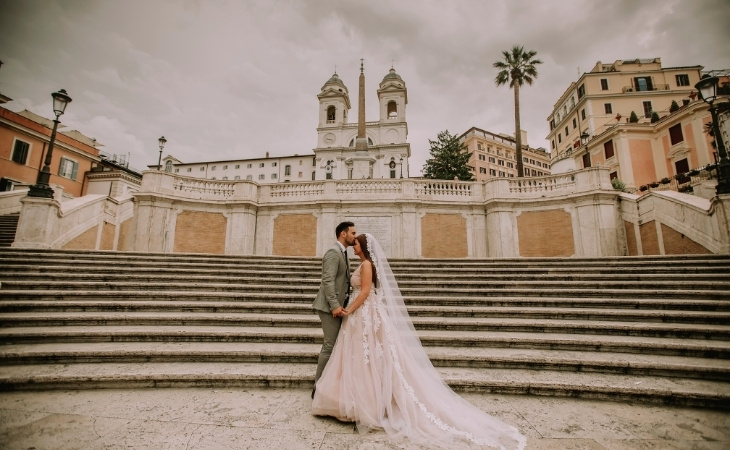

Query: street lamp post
[580,131,591,168]
[28,89,72,198]
[695,75,730,195]
[157,136,167,171]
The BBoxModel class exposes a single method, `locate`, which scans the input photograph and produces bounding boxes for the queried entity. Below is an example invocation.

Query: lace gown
[312,264,526,449]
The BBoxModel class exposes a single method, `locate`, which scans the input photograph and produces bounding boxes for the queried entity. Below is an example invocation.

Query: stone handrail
[0,189,29,215]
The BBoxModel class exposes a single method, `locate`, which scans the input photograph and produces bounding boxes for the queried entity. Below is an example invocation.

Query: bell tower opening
[387,101,398,119]
[326,106,336,123]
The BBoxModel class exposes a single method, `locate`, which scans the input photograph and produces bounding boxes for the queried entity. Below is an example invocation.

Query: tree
[494,45,542,177]
[422,130,474,181]
[650,111,660,123]
[629,111,639,123]
[669,100,680,113]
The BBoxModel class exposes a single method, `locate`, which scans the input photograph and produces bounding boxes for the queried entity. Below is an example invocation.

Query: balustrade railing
[269,182,325,197]
[173,178,236,199]
[507,173,576,194]
[415,181,473,196]
[336,180,402,195]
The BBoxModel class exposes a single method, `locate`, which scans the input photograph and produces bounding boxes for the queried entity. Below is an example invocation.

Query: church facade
[157,65,410,182]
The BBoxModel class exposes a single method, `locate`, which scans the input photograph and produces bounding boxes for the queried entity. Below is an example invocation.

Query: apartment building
[460,127,550,181]
[547,58,703,173]
[0,106,101,196]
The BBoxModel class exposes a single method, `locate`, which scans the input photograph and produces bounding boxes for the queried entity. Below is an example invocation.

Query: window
[235,164,240,169]
[581,109,586,120]
[577,84,585,99]
[498,160,505,166]
[498,171,505,177]
[558,133,562,143]
[258,174,265,180]
[210,177,216,180]
[477,143,483,150]
[284,165,291,175]
[165,160,172,172]
[272,162,277,167]
[187,168,192,172]
[390,170,396,178]
[234,176,240,180]
[507,162,514,168]
[222,177,228,180]
[488,156,495,163]
[643,101,653,118]
[564,126,569,136]
[479,167,486,174]
[582,153,591,168]
[489,168,496,176]
[530,159,535,164]
[676,74,690,87]
[222,165,228,170]
[523,157,529,163]
[246,175,252,180]
[313,157,317,166]
[175,168,179,173]
[200,167,205,171]
[11,140,30,164]
[669,123,684,145]
[312,171,316,180]
[247,164,252,169]
[58,157,79,180]
[298,172,302,177]
[259,163,265,168]
[478,154,486,161]
[550,118,555,130]
[604,103,612,114]
[551,140,555,149]
[610,172,617,180]
[271,173,277,179]
[211,165,216,171]
[634,77,653,91]
[604,140,615,159]
[600,78,609,90]
[572,118,577,129]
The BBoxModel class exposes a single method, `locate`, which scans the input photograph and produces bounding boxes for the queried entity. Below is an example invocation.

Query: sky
[1,0,729,175]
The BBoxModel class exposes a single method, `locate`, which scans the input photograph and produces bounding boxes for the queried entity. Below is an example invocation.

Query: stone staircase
[0,214,19,248]
[0,248,729,409]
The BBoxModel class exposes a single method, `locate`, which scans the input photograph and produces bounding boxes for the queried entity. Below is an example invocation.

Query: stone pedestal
[12,196,61,249]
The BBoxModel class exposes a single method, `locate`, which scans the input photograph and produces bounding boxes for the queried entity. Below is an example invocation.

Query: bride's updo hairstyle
[356,234,377,287]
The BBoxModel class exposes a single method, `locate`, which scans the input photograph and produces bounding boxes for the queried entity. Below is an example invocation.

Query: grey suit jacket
[312,245,350,313]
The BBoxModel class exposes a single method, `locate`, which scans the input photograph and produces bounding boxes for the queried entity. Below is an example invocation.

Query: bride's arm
[344,261,372,315]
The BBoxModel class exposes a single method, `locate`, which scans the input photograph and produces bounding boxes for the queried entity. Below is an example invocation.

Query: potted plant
[649,181,660,188]
[629,111,639,123]
[669,100,680,113]
[639,185,648,192]
[661,177,671,184]
[651,111,660,123]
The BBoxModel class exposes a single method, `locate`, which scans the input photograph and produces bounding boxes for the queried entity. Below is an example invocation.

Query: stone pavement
[0,388,728,449]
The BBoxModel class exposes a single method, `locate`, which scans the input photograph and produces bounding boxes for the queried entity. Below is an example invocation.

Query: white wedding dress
[312,235,526,449]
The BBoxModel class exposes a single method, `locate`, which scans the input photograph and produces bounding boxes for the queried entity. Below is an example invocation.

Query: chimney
[266,151,269,158]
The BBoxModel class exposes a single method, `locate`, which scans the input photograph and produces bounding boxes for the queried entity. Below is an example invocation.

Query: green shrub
[629,111,639,123]
[611,177,626,191]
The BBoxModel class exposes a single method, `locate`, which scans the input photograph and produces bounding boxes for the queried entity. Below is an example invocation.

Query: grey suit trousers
[315,310,342,382]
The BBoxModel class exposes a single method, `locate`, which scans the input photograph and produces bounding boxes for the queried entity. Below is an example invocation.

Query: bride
[312,233,526,449]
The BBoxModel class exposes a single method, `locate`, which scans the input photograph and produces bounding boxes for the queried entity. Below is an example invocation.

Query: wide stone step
[3,281,729,299]
[4,270,729,284]
[0,362,727,409]
[2,300,729,324]
[2,290,727,311]
[1,342,728,381]
[2,326,728,357]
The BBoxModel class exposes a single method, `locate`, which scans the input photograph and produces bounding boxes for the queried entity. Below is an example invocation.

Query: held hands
[332,306,345,317]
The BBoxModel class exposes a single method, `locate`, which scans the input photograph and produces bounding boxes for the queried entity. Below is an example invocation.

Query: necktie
[343,249,351,307]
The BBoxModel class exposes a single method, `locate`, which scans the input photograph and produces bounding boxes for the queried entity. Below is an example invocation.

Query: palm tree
[494,45,542,177]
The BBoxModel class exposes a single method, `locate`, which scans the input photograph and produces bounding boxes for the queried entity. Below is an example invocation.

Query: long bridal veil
[364,233,526,449]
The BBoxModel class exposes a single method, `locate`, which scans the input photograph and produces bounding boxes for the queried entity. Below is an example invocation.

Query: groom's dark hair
[336,221,355,238]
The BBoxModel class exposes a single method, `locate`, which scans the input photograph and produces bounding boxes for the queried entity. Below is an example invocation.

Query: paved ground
[0,388,728,449]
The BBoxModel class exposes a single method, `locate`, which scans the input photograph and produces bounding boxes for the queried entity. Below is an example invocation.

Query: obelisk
[355,59,368,152]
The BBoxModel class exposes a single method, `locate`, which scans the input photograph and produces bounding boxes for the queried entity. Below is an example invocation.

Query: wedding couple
[311,221,526,449]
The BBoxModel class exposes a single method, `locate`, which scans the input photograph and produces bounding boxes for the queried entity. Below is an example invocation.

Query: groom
[312,221,356,397]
